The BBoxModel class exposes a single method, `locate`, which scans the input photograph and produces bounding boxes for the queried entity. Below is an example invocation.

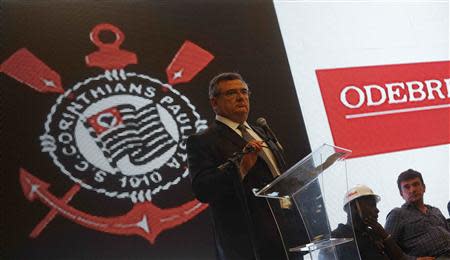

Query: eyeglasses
[215,88,251,99]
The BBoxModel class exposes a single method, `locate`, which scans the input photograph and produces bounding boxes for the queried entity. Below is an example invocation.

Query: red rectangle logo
[316,61,450,158]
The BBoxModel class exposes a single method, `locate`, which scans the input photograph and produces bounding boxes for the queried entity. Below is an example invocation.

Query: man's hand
[239,140,264,179]
[363,216,388,251]
[363,217,435,260]
[363,216,389,240]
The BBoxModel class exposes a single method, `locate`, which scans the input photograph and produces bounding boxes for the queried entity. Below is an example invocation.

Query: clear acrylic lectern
[254,144,360,260]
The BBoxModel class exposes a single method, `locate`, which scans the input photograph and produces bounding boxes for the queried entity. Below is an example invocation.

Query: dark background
[0,0,311,259]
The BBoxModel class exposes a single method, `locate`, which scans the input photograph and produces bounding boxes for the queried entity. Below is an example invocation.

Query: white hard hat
[343,184,380,207]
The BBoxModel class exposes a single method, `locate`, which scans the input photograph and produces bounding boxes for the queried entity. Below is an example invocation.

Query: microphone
[217,120,277,171]
[217,146,258,171]
[256,117,284,151]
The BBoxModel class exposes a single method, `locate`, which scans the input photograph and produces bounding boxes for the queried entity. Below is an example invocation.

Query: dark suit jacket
[187,120,306,260]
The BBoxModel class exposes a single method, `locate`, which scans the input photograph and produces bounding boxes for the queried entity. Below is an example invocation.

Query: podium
[254,144,360,260]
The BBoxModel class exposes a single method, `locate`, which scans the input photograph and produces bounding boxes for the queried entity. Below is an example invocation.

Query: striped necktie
[237,124,280,177]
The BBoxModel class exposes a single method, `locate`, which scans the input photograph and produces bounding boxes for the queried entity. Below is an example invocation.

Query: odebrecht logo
[316,61,450,158]
[1,23,213,243]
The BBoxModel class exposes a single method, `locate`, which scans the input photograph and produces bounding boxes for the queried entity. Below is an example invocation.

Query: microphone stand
[217,152,243,171]
[217,146,256,171]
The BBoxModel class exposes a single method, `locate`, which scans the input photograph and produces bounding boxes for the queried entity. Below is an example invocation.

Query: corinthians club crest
[1,23,213,243]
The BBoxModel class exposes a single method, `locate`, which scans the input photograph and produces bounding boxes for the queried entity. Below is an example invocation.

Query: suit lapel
[213,120,247,149]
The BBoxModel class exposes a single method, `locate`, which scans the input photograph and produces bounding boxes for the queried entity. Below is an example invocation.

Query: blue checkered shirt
[385,202,450,258]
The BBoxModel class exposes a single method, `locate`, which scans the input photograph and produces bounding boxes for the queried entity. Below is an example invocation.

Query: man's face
[210,79,250,123]
[400,177,425,203]
[355,196,379,221]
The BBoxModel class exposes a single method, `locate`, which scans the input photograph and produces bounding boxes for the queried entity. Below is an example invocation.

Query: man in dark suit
[187,72,307,260]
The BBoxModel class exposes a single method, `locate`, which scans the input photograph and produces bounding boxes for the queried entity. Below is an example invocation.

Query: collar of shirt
[403,202,433,211]
[215,115,251,137]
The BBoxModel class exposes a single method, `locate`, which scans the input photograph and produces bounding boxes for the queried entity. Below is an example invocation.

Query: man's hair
[397,169,425,192]
[208,72,245,99]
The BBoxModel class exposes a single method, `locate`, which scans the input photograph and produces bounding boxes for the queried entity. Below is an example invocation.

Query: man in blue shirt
[385,169,450,259]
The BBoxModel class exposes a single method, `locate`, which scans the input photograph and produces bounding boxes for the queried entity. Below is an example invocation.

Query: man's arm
[364,216,408,260]
[433,207,450,231]
[187,134,237,203]
[366,217,435,260]
[385,208,404,244]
